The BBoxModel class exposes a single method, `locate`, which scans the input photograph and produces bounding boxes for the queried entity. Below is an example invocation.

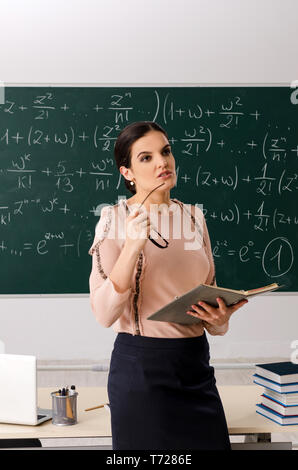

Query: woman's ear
[119,165,133,183]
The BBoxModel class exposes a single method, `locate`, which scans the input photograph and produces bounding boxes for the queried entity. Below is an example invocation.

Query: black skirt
[107,332,231,451]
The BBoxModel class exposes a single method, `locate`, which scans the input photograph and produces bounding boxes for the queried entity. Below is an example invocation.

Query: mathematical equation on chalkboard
[0,86,297,293]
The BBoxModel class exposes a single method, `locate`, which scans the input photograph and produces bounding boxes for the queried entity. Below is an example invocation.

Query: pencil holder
[51,391,78,426]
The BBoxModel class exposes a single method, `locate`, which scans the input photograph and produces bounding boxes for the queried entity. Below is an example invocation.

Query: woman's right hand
[124,207,152,254]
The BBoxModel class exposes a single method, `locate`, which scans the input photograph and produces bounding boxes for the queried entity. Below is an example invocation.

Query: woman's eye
[141,148,171,162]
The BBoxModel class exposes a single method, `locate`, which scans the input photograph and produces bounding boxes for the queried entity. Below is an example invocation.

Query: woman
[88,121,248,450]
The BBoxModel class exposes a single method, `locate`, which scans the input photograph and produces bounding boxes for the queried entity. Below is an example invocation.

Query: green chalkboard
[0,86,297,294]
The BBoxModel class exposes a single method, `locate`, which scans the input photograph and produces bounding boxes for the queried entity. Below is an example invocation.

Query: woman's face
[121,130,177,194]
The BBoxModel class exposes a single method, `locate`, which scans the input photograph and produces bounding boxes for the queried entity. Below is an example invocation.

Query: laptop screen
[0,354,38,425]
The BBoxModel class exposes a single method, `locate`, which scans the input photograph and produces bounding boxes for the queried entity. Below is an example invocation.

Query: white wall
[0,0,297,361]
[1,0,298,84]
[0,294,297,361]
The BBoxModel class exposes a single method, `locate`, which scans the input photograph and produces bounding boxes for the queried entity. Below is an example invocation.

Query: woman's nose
[158,156,168,166]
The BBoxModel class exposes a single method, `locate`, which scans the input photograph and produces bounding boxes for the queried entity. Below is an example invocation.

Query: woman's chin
[156,176,176,189]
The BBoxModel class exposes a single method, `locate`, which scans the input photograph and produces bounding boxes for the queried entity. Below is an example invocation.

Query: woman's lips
[158,172,172,179]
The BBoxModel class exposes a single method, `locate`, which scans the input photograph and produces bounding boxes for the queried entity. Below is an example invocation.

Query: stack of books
[253,361,298,425]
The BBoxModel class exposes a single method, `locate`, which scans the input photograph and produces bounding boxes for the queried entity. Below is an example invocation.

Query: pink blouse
[88,198,219,338]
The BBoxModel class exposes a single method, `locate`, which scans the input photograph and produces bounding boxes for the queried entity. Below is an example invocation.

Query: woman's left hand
[186,297,248,327]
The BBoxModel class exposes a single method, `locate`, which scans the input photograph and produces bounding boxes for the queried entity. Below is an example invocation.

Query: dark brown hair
[114,121,169,195]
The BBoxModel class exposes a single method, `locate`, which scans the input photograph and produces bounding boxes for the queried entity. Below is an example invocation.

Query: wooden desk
[0,385,297,449]
[0,387,110,441]
[219,385,297,449]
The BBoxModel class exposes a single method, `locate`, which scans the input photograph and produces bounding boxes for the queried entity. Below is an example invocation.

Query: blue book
[253,374,298,393]
[256,403,298,425]
[263,388,298,405]
[255,361,298,384]
[261,394,298,415]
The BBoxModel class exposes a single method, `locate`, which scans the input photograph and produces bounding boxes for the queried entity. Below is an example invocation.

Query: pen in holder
[51,390,78,426]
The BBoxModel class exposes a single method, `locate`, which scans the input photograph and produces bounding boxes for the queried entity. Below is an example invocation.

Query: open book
[147,282,284,325]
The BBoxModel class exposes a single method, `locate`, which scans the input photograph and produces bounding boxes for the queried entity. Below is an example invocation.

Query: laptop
[0,354,52,425]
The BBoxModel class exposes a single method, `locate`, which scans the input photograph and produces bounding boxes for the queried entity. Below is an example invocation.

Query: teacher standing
[88,121,248,450]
